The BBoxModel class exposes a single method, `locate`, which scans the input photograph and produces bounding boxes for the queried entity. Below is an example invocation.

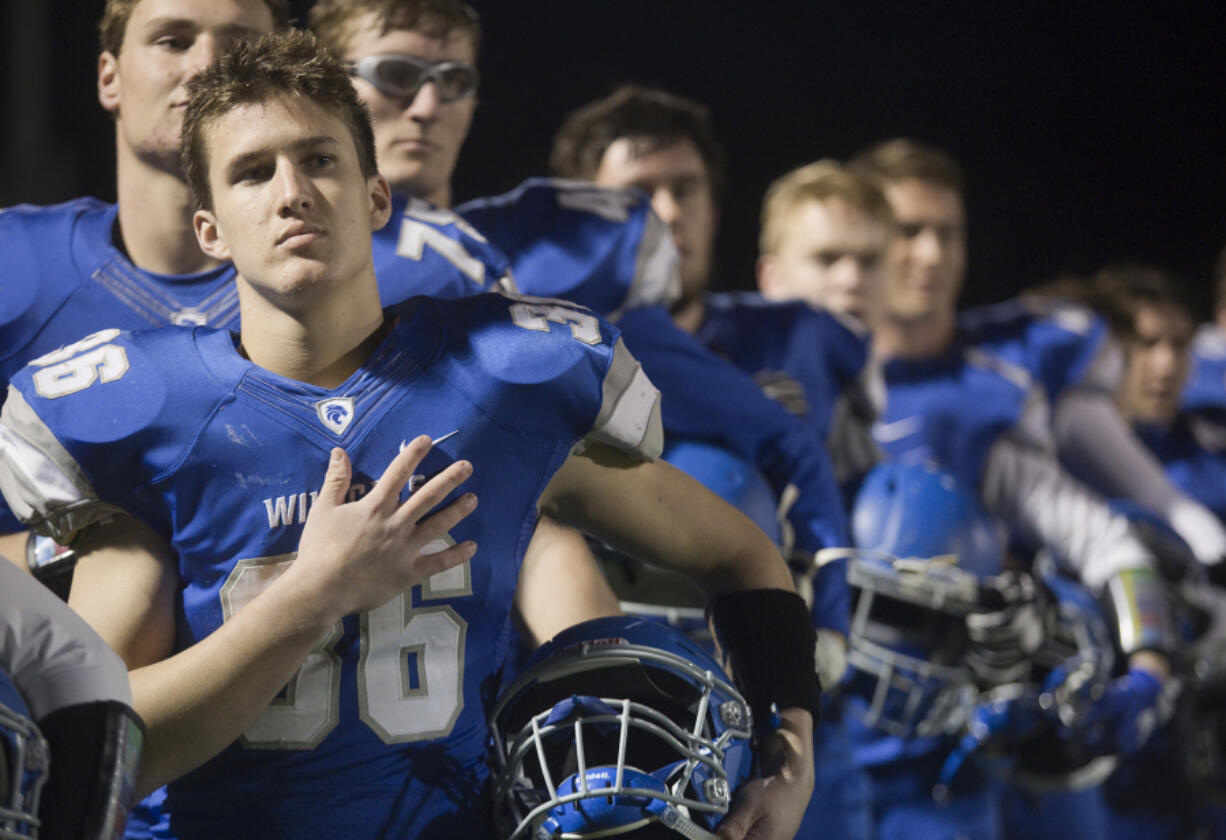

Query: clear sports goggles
[346,53,479,102]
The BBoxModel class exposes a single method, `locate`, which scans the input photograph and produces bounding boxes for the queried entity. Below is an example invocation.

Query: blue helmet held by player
[0,670,48,840]
[488,616,755,840]
[851,459,1004,579]
[843,460,1010,739]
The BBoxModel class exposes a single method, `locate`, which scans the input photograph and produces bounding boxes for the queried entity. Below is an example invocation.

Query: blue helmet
[843,461,1008,739]
[663,440,782,546]
[0,669,48,840]
[488,616,755,839]
[852,459,1004,577]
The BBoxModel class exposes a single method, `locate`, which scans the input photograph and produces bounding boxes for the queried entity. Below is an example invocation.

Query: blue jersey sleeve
[0,327,228,542]
[0,200,107,384]
[1183,324,1226,414]
[423,294,663,460]
[699,293,870,442]
[616,306,849,634]
[959,297,1109,405]
[456,178,680,321]
[372,195,512,304]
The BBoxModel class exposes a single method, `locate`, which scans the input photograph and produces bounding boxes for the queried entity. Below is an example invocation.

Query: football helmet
[0,670,48,840]
[488,616,755,839]
[843,461,1007,738]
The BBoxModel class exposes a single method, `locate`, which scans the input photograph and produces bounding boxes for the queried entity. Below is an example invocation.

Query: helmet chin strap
[653,804,722,840]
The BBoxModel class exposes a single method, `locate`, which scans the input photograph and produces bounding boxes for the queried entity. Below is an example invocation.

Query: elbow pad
[36,700,144,840]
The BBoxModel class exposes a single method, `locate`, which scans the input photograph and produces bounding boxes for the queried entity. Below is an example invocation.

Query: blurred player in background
[1079,264,1226,837]
[1092,265,1226,527]
[850,138,1226,578]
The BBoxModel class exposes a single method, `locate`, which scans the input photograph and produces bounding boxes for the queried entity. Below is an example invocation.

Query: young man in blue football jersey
[834,140,1181,839]
[0,0,290,566]
[0,31,819,839]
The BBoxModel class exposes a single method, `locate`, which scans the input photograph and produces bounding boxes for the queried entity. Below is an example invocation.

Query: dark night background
[4,2,1225,313]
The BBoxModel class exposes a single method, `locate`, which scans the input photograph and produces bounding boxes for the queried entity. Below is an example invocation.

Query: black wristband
[706,588,822,729]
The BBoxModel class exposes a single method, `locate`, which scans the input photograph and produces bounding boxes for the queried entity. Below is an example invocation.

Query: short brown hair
[308,0,482,58]
[550,85,725,203]
[1090,264,1194,343]
[759,159,895,255]
[98,0,291,56]
[181,30,379,211]
[850,138,965,196]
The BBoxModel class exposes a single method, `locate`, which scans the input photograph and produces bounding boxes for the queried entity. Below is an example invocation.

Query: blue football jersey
[874,343,1032,493]
[615,305,850,636]
[456,178,680,320]
[1135,414,1226,523]
[0,293,660,839]
[387,188,850,634]
[696,292,871,443]
[372,194,512,302]
[1184,324,1226,414]
[957,296,1110,408]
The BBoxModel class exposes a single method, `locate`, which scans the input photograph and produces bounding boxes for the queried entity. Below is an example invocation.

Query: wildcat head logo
[315,397,355,435]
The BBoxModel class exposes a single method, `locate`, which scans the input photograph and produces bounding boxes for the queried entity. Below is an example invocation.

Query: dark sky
[5,2,1226,312]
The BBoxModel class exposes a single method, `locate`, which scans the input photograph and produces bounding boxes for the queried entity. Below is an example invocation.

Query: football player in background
[0,32,820,838]
[0,0,289,569]
[1093,265,1226,526]
[550,87,879,840]
[850,138,1226,579]
[310,1,855,649]
[1084,263,1226,838]
[804,139,1173,838]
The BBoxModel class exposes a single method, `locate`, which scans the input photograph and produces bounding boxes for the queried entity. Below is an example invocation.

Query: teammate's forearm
[543,446,794,594]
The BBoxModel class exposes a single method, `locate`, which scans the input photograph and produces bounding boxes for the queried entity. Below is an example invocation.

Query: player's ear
[756,253,779,298]
[368,174,393,232]
[98,51,121,114]
[193,209,231,262]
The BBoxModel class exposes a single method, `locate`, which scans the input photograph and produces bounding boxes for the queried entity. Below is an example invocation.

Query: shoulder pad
[424,293,662,458]
[0,199,113,377]
[2,327,233,539]
[457,178,680,319]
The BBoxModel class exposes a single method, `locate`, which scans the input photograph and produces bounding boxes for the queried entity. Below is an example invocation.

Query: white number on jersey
[510,301,602,345]
[30,329,130,399]
[396,203,487,287]
[553,182,637,223]
[220,538,470,749]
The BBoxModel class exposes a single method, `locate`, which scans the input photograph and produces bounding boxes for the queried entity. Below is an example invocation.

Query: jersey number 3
[220,541,470,749]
